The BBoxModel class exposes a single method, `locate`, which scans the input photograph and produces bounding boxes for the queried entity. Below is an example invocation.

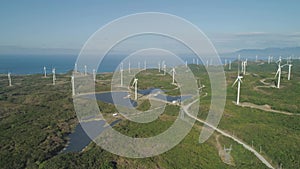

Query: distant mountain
[0,46,79,55]
[234,47,300,57]
[1,45,300,59]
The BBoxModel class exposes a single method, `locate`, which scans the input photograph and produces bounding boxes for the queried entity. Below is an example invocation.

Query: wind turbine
[43,66,47,77]
[8,72,12,86]
[84,65,87,76]
[229,60,232,70]
[163,64,166,75]
[242,59,247,75]
[170,67,176,84]
[255,55,258,62]
[93,69,96,82]
[158,62,161,72]
[241,61,244,74]
[71,75,75,96]
[131,78,138,100]
[232,74,243,105]
[196,59,199,65]
[268,56,271,64]
[185,61,188,68]
[232,56,243,105]
[120,62,123,87]
[52,68,56,85]
[288,63,292,81]
[275,58,283,88]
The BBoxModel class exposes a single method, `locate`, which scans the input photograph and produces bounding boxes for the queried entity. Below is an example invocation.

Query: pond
[84,91,137,107]
[66,89,191,153]
[62,119,121,153]
[83,90,191,107]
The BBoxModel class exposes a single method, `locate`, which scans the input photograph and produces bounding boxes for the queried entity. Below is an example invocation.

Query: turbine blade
[232,78,238,87]
[274,68,279,78]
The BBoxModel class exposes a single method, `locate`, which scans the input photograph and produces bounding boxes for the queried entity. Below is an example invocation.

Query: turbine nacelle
[232,75,243,87]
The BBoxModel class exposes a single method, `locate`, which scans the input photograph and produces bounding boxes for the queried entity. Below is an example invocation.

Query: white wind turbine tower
[185,60,188,68]
[71,75,75,96]
[120,62,123,87]
[206,60,209,68]
[287,59,292,80]
[170,67,176,84]
[268,56,271,64]
[196,59,199,65]
[229,60,232,70]
[242,59,247,75]
[275,58,282,88]
[52,68,56,85]
[158,62,161,72]
[241,61,244,74]
[8,72,12,86]
[43,66,47,77]
[131,78,138,100]
[84,65,87,76]
[93,69,96,82]
[232,56,243,105]
[163,64,167,75]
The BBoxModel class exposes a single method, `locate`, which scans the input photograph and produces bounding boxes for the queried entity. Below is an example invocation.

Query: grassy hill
[0,59,299,169]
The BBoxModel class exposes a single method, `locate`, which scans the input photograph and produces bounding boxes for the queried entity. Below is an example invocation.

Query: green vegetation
[0,74,77,169]
[0,60,300,168]
[135,69,180,96]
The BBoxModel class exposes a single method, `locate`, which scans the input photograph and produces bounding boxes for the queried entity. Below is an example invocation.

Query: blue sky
[1,0,300,53]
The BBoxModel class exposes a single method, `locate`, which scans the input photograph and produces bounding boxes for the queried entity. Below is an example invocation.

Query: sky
[1,0,300,54]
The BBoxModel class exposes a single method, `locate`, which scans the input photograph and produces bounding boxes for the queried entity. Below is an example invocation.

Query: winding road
[182,99,275,169]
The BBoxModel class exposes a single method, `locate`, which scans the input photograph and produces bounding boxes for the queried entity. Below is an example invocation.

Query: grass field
[0,59,299,168]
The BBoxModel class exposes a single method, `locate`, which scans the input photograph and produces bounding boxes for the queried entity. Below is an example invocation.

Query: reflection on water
[83,89,191,108]
[137,88,160,95]
[84,91,137,107]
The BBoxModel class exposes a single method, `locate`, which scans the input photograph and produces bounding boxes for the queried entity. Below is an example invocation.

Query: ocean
[0,54,121,74]
[0,54,266,75]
